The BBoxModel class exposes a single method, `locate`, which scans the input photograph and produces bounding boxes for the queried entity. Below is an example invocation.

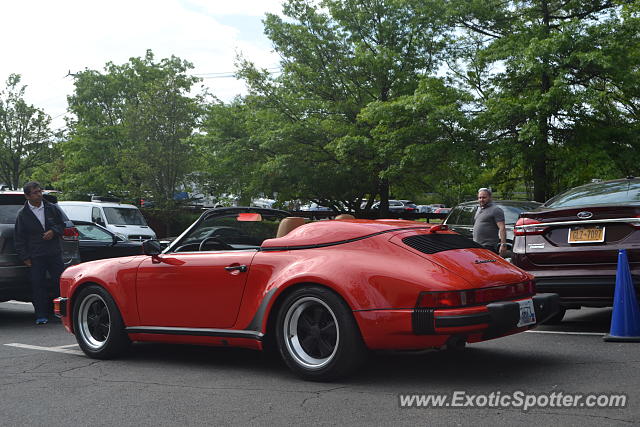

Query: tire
[73,285,130,359]
[275,286,367,381]
[543,307,566,325]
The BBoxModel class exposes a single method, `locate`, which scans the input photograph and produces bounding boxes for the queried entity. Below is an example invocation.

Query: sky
[2,0,286,130]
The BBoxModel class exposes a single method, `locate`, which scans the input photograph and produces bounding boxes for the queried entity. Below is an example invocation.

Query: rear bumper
[534,275,640,307]
[425,293,559,338]
[354,293,559,350]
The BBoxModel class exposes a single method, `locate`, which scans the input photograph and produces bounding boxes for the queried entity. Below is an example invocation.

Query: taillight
[416,291,467,308]
[405,207,416,211]
[62,227,79,241]
[416,280,536,308]
[514,218,548,236]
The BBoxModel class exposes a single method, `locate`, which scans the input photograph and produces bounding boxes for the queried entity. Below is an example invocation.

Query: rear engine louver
[402,234,483,254]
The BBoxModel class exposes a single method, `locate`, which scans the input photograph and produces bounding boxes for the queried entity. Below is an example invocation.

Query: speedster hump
[261,219,426,249]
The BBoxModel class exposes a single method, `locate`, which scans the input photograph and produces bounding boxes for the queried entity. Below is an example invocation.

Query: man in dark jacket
[14,182,67,324]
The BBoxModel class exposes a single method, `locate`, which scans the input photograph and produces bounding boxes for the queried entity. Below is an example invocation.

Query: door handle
[225,264,248,273]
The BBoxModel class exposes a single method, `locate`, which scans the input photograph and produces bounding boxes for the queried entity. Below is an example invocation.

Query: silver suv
[0,192,81,302]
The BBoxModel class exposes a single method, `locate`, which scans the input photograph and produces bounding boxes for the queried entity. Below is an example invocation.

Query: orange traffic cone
[603,249,640,342]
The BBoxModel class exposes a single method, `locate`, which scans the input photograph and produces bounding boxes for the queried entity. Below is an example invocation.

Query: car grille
[402,234,482,254]
[128,235,154,241]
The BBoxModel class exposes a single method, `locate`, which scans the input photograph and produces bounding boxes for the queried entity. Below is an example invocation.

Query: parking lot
[1,301,638,426]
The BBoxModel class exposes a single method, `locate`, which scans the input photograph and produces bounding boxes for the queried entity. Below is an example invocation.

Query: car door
[135,250,257,328]
[75,223,116,262]
[134,209,284,329]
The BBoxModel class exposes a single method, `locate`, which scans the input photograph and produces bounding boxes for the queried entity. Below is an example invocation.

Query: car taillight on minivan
[514,218,548,236]
[62,227,79,241]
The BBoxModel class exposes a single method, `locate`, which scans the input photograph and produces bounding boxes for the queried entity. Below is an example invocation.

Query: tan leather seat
[276,217,306,238]
[335,214,355,220]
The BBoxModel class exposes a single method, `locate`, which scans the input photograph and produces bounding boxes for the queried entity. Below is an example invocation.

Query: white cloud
[1,0,285,128]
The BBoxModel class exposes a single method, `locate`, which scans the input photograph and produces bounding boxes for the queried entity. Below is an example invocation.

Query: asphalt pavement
[1,301,638,426]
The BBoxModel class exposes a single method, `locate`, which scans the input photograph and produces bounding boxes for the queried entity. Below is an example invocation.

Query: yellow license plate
[568,226,605,244]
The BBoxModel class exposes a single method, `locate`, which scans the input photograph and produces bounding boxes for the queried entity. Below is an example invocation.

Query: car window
[456,205,477,225]
[500,205,532,225]
[0,195,62,224]
[76,224,113,242]
[92,207,104,224]
[544,180,640,208]
[444,207,460,224]
[103,207,147,225]
[174,212,284,252]
[0,205,22,224]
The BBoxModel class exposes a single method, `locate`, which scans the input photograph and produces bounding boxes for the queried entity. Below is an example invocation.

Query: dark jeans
[29,255,65,319]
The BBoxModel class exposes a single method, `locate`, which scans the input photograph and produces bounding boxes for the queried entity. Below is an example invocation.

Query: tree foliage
[62,50,205,205]
[0,74,54,190]
[446,0,639,200]
[14,1,640,210]
[197,0,463,212]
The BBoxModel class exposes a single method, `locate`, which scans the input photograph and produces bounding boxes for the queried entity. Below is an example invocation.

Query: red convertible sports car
[55,207,559,380]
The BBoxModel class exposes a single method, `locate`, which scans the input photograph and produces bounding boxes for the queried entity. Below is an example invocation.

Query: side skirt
[125,326,263,341]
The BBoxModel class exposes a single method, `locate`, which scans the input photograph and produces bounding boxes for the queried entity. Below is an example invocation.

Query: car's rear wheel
[275,286,367,381]
[73,285,130,359]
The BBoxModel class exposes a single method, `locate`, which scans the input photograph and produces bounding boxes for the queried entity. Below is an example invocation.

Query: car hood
[261,219,428,249]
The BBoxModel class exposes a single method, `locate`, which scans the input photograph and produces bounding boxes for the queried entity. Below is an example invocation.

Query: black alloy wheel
[73,285,130,359]
[275,286,367,381]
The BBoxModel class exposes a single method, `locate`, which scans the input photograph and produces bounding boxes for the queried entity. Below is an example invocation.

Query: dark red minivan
[512,177,640,322]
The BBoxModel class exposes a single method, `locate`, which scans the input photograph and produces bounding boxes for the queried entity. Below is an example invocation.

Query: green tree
[211,0,453,213]
[446,0,638,200]
[62,50,205,205]
[0,74,54,189]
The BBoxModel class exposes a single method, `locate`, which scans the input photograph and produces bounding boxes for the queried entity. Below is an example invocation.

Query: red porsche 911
[55,207,559,381]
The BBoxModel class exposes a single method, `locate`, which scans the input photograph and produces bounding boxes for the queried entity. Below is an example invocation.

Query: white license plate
[517,299,537,327]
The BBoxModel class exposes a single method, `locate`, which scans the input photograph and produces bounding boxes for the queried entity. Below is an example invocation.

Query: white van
[59,198,157,241]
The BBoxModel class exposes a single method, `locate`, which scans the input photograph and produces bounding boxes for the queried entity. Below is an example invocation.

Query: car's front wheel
[73,285,130,359]
[275,286,367,381]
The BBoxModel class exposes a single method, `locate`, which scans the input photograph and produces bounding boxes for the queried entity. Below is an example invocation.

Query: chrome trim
[516,217,640,230]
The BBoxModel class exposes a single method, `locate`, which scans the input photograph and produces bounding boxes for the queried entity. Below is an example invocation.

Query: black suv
[0,192,81,302]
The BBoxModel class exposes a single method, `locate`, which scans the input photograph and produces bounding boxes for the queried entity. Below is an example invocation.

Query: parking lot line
[526,330,604,336]
[55,344,80,349]
[4,343,84,356]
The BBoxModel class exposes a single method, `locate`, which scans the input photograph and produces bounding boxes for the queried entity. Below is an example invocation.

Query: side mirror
[142,239,162,256]
[112,234,125,245]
